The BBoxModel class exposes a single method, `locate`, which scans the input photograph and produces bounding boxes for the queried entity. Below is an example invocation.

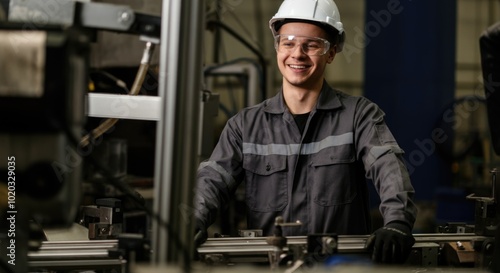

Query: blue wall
[364,0,456,201]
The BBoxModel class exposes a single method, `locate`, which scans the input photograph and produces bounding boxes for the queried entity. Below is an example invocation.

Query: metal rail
[27,240,123,271]
[197,233,490,254]
[26,233,490,270]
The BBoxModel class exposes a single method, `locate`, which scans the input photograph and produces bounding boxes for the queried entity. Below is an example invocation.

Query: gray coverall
[194,81,417,236]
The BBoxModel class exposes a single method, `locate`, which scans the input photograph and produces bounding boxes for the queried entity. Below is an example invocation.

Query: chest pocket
[310,145,357,206]
[243,154,288,212]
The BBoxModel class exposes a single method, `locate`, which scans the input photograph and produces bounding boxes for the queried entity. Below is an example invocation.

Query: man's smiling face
[276,22,336,91]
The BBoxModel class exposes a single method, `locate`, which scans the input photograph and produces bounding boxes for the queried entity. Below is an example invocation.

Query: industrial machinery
[0,1,159,272]
[0,21,91,273]
[198,233,491,269]
[195,217,496,271]
[78,198,124,240]
[1,1,213,272]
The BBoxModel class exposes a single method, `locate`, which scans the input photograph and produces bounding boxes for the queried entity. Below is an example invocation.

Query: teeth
[289,65,306,69]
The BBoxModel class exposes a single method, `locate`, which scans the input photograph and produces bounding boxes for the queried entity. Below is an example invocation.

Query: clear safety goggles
[274,35,331,56]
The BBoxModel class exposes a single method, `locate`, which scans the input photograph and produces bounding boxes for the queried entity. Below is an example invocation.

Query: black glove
[193,220,208,261]
[194,219,208,247]
[365,222,415,264]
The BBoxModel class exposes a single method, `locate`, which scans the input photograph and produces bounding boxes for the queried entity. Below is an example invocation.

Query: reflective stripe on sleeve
[198,161,237,191]
[242,132,353,156]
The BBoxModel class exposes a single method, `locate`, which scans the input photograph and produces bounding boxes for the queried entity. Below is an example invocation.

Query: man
[194,0,417,264]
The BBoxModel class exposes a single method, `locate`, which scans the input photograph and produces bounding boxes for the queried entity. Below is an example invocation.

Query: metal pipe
[153,0,205,271]
[213,0,222,63]
[80,40,156,147]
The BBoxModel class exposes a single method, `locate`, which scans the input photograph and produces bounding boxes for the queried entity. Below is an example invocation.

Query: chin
[284,75,307,85]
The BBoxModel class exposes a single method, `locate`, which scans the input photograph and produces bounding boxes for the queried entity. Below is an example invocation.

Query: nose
[290,43,306,57]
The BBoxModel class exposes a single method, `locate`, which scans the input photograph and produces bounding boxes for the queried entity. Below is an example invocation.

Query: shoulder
[481,21,500,41]
[331,88,379,110]
[227,98,273,126]
[233,92,283,118]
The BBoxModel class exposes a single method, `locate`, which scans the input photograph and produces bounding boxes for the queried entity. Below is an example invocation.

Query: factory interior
[0,0,500,272]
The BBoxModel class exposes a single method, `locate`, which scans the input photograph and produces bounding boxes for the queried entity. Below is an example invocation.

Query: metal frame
[84,0,208,267]
[26,233,489,271]
[197,233,489,267]
[151,0,206,267]
[86,93,161,121]
[77,0,209,266]
[205,62,262,107]
[28,240,123,271]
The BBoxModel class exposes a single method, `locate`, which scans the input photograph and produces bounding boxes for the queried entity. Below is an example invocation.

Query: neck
[282,81,322,114]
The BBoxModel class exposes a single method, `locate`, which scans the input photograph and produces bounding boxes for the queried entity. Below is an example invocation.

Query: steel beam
[152,0,205,269]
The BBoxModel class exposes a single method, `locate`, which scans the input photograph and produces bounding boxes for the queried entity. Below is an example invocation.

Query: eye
[306,42,321,49]
[281,41,295,48]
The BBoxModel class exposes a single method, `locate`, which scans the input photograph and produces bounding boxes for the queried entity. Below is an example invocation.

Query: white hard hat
[269,0,345,52]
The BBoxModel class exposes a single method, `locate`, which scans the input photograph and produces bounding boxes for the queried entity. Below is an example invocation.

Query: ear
[326,46,336,64]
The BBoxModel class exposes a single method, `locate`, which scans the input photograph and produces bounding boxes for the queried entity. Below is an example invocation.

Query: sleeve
[193,114,245,230]
[354,98,418,229]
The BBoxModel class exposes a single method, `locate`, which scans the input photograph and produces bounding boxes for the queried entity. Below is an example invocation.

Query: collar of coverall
[263,80,343,114]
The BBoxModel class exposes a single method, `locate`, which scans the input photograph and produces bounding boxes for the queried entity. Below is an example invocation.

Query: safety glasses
[274,35,331,56]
